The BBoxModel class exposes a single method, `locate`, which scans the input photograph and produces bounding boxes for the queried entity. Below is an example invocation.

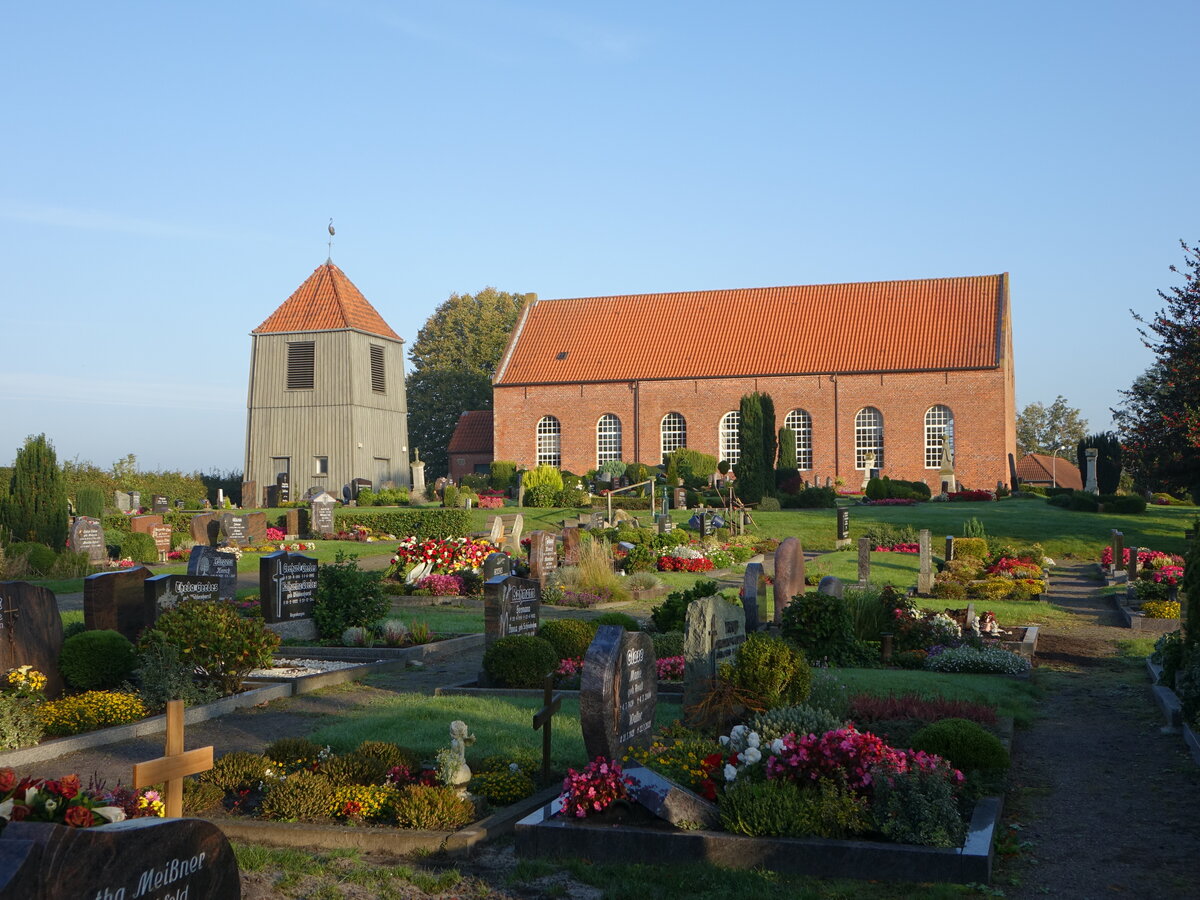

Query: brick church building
[491,274,1016,489]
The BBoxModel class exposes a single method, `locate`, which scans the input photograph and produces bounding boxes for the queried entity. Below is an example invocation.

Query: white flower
[92,806,127,823]
[730,725,747,740]
[740,747,762,765]
[718,735,730,747]
[747,732,761,748]
[771,738,785,755]
[723,764,738,782]
[44,799,58,813]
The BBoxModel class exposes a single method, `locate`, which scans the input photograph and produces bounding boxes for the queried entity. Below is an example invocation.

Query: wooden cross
[532,673,564,786]
[133,700,214,818]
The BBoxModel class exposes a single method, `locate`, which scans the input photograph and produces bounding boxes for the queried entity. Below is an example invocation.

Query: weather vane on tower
[327,218,335,262]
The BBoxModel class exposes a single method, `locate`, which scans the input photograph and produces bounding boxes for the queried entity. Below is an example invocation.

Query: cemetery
[2,420,1200,895]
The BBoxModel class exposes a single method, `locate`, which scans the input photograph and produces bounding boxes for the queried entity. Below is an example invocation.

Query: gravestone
[836,507,850,549]
[562,526,582,566]
[482,551,511,581]
[0,816,241,900]
[683,594,747,710]
[0,581,66,698]
[945,535,955,562]
[152,495,169,514]
[857,537,871,583]
[656,515,675,536]
[1111,530,1124,578]
[114,490,131,513]
[219,513,250,546]
[817,575,844,599]
[483,575,540,647]
[151,524,173,557]
[824,476,832,489]
[240,480,256,509]
[285,508,300,538]
[188,513,219,549]
[772,537,805,625]
[259,551,319,624]
[673,487,687,510]
[917,529,933,594]
[69,516,106,563]
[1084,447,1099,494]
[83,567,155,642]
[145,574,221,613]
[529,530,558,586]
[129,514,163,536]
[187,547,239,603]
[1127,545,1140,587]
[741,562,767,632]
[588,511,604,530]
[174,499,186,510]
[580,626,657,760]
[310,491,337,536]
[129,490,141,511]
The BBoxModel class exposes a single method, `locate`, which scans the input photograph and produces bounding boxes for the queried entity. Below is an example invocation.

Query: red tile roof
[1015,453,1083,490]
[448,410,494,454]
[494,274,1007,385]
[253,261,401,340]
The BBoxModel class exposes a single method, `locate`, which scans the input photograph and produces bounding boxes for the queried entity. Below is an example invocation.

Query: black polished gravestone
[259,551,318,623]
[741,562,767,632]
[482,551,511,582]
[580,626,657,760]
[145,574,221,614]
[0,816,241,900]
[187,547,239,603]
[484,575,540,647]
[83,567,154,643]
[0,582,65,698]
[152,494,169,514]
[68,516,106,564]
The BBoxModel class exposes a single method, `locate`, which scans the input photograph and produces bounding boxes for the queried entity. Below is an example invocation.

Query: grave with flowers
[1105,545,1184,632]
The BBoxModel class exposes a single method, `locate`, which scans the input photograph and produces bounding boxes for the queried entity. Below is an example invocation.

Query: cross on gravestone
[857,537,871,584]
[772,537,805,625]
[259,551,318,623]
[917,529,933,595]
[532,673,564,786]
[132,700,214,818]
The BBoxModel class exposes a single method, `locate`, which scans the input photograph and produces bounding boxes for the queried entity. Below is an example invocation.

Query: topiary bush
[392,784,475,830]
[118,531,159,564]
[910,718,1010,773]
[729,633,811,709]
[490,460,518,492]
[59,629,137,691]
[951,537,989,561]
[780,591,858,666]
[538,619,598,660]
[482,635,558,688]
[313,552,388,640]
[143,598,280,696]
[651,631,684,659]
[1100,494,1148,514]
[261,772,337,822]
[749,702,843,742]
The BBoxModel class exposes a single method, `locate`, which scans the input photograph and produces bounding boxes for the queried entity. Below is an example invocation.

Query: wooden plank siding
[245,329,410,501]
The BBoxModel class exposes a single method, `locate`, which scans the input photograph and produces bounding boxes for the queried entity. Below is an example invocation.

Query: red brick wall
[493,364,1015,490]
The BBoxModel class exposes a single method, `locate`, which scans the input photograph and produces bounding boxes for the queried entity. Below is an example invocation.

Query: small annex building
[1014,452,1083,491]
[492,274,1017,489]
[243,261,410,505]
[447,410,494,481]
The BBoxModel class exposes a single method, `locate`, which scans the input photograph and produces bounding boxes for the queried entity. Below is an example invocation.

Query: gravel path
[1005,564,1200,899]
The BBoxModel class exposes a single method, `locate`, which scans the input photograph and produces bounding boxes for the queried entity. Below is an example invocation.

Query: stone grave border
[514,794,1004,884]
[998,625,1039,660]
[1145,658,1200,767]
[433,680,684,701]
[1111,593,1180,633]
[209,783,562,855]
[0,634,482,768]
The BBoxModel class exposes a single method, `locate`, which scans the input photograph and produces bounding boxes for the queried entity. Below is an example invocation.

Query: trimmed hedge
[333,508,470,539]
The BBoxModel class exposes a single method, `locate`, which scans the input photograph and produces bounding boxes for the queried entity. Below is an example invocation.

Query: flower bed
[948,490,997,502]
[390,536,502,575]
[0,767,163,830]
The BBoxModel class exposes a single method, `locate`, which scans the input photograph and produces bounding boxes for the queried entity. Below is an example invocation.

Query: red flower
[9,805,29,821]
[0,769,14,793]
[64,806,94,828]
[57,775,81,800]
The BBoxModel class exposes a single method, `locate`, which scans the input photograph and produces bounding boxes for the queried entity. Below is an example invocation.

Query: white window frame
[854,407,884,469]
[719,411,740,465]
[925,405,954,469]
[596,413,623,466]
[660,412,687,457]
[536,416,561,468]
[784,408,812,470]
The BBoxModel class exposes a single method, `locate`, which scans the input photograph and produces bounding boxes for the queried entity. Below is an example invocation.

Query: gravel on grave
[247,658,380,677]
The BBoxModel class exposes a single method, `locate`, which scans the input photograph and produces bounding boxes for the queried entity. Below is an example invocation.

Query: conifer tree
[2,434,68,548]
[760,394,777,497]
[734,394,765,503]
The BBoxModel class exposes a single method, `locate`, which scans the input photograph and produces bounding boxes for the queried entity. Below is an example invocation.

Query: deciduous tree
[1016,396,1088,456]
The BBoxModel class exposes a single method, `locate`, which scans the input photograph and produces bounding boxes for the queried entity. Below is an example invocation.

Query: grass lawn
[387,604,485,634]
[806,549,921,587]
[826,667,1040,725]
[305,692,682,771]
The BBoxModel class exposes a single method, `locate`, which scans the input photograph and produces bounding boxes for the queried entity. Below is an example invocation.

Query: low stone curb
[209,784,561,855]
[1112,597,1179,633]
[515,794,1004,884]
[1144,657,1200,766]
[434,681,683,700]
[0,683,293,769]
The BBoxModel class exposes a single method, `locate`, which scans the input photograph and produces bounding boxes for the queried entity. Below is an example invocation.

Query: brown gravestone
[188,512,219,547]
[741,562,766,631]
[259,551,318,623]
[580,626,657,760]
[241,480,256,509]
[83,567,155,642]
[187,547,239,603]
[285,508,300,537]
[129,514,163,536]
[529,530,558,586]
[772,536,804,625]
[562,526,582,566]
[0,582,66,698]
[69,516,106,564]
[484,575,540,648]
[857,536,871,583]
[244,511,267,545]
[1111,530,1124,577]
[150,524,173,555]
[0,816,240,900]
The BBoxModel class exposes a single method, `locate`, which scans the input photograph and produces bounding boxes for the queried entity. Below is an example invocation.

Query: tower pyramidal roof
[253,261,401,341]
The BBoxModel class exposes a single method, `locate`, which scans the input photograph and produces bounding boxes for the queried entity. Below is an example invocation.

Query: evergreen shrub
[59,629,137,691]
[910,718,1010,772]
[482,635,558,688]
[144,599,280,695]
[314,552,388,639]
[729,633,811,709]
[118,531,159,564]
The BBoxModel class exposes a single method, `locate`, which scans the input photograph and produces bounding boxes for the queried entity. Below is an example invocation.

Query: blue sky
[3,1,1197,473]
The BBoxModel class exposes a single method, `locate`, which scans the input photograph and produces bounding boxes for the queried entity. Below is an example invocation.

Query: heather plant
[392,784,475,829]
[260,772,337,822]
[871,765,967,847]
[201,752,275,792]
[720,776,870,839]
